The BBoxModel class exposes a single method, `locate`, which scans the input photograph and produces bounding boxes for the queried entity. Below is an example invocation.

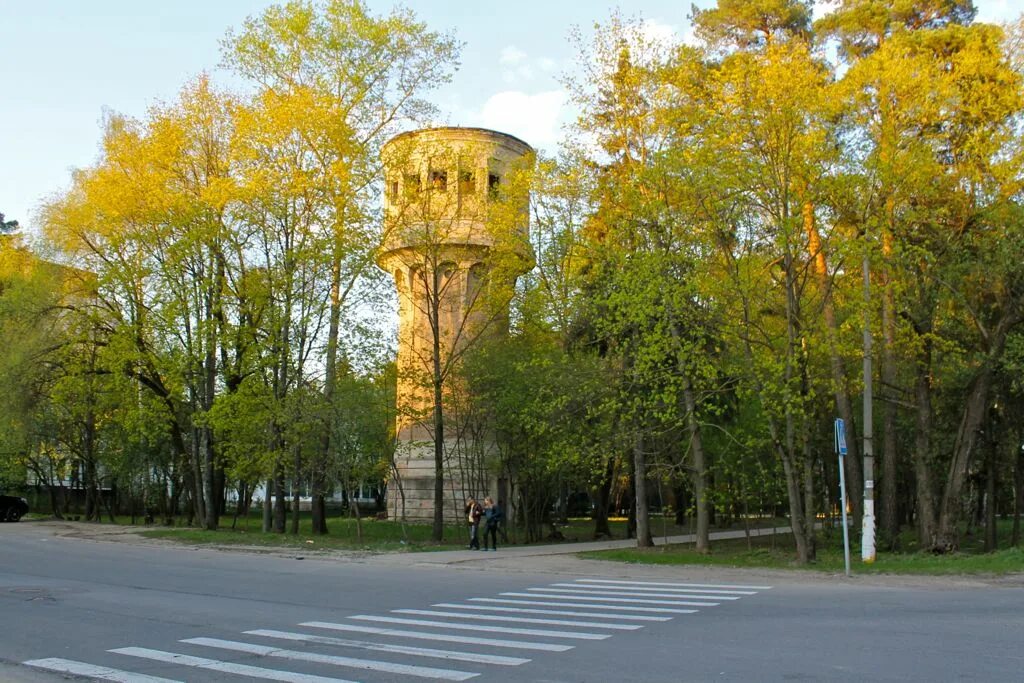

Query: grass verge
[120,514,786,553]
[138,516,475,552]
[580,527,1024,575]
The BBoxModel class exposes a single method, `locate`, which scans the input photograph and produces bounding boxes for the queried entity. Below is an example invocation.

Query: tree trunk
[201,425,216,531]
[592,457,614,539]
[190,427,206,528]
[879,276,900,548]
[273,464,286,533]
[934,367,994,551]
[803,200,863,533]
[314,240,345,536]
[673,482,689,526]
[984,436,997,553]
[432,372,445,542]
[262,477,272,533]
[778,442,810,564]
[682,377,709,553]
[633,431,653,548]
[291,446,301,535]
[933,309,1020,551]
[83,405,99,522]
[1012,431,1022,547]
[202,270,219,531]
[802,427,817,561]
[352,494,363,542]
[912,343,938,546]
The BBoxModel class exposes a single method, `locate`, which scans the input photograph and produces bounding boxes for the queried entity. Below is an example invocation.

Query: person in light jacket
[465,497,483,550]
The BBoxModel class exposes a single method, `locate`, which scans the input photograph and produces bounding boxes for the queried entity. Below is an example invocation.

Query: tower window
[430,169,448,191]
[404,172,421,195]
[458,171,475,195]
[487,173,501,197]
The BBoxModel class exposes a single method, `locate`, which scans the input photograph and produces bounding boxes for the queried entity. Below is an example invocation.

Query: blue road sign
[835,418,848,456]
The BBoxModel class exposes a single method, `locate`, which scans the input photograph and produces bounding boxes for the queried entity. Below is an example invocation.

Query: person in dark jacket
[465,497,483,549]
[483,496,502,551]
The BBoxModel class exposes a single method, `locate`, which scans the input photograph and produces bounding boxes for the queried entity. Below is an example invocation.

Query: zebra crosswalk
[23,577,770,682]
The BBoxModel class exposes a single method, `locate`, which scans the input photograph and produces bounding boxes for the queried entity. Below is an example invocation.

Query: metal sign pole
[836,418,851,577]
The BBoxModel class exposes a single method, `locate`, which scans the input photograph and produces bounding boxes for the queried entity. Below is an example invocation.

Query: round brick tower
[378,127,533,522]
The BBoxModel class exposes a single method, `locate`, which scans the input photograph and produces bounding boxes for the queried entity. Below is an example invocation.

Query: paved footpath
[400,524,792,565]
[30,518,1024,588]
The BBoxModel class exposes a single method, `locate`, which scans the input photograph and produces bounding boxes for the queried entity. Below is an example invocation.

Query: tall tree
[223,0,459,534]
[824,2,1023,550]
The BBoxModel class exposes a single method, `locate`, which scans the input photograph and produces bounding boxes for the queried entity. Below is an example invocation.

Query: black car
[0,494,28,522]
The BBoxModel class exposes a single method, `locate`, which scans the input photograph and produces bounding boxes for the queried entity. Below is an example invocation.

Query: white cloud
[503,63,536,84]
[500,45,528,66]
[472,90,567,152]
[496,45,564,85]
[640,18,678,45]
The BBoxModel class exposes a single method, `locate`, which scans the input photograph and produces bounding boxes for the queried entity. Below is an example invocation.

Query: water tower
[378,127,533,522]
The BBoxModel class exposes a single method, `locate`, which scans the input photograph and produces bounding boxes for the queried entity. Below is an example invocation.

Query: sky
[1,0,1019,232]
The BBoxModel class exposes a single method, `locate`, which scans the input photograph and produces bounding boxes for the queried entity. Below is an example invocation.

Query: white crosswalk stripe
[468,596,699,614]
[24,658,183,682]
[395,609,644,630]
[245,628,531,666]
[109,647,356,683]
[22,577,770,682]
[576,578,772,591]
[182,637,478,681]
[502,591,722,607]
[433,602,673,621]
[554,582,757,595]
[301,620,575,652]
[350,615,611,640]
[533,586,739,600]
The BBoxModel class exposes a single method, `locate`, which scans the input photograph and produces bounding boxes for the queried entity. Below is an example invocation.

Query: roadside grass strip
[395,609,644,630]
[24,658,183,683]
[468,597,697,614]
[576,579,772,591]
[349,615,611,640]
[532,587,738,600]
[501,592,720,607]
[301,621,574,652]
[433,603,673,621]
[245,629,530,666]
[182,637,477,681]
[109,647,355,683]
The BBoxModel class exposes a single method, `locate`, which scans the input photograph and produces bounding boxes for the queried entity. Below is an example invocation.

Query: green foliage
[4,1,1024,561]
[0,212,19,234]
[6,0,459,530]
[692,0,813,49]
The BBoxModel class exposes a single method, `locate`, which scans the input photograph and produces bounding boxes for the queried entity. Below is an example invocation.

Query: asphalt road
[1,520,1022,682]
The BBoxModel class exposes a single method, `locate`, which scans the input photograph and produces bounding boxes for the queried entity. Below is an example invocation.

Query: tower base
[387,439,496,524]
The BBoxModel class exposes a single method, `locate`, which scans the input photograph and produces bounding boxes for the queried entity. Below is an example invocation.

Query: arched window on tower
[465,262,487,307]
[430,169,447,191]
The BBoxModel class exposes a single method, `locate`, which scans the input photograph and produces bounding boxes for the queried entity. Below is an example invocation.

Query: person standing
[465,497,482,550]
[483,496,502,551]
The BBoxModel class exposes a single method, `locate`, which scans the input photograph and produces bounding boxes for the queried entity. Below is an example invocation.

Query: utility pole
[862,248,876,562]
